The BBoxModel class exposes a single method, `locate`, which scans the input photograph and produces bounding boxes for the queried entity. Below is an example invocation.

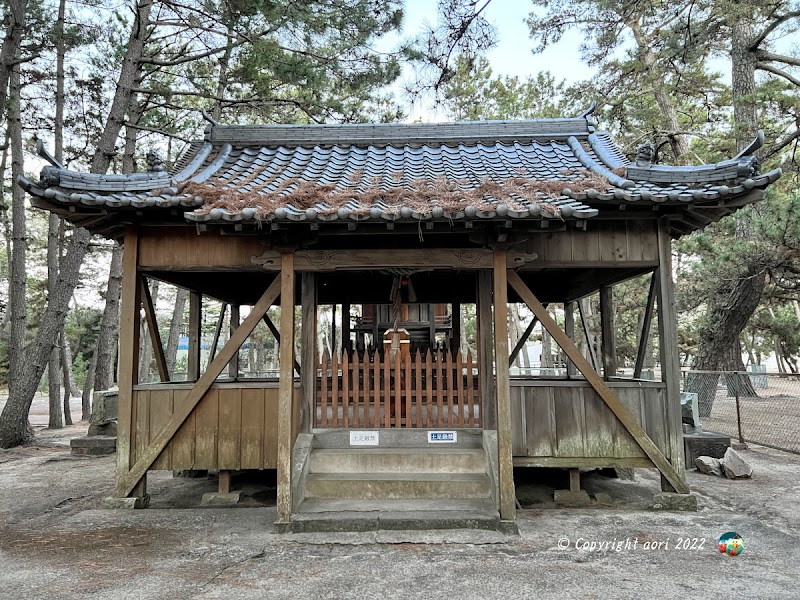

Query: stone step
[309,448,488,474]
[291,498,501,533]
[304,472,493,500]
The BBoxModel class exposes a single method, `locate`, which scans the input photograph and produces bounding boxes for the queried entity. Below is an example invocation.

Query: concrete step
[304,472,493,500]
[291,498,501,533]
[309,448,488,474]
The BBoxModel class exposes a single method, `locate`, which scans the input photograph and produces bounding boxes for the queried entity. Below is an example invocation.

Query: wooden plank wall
[524,221,658,267]
[132,384,299,470]
[510,381,669,463]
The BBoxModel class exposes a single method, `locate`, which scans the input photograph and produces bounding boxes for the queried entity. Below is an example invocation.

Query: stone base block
[594,492,613,505]
[70,435,116,456]
[684,432,730,466]
[102,495,150,509]
[201,491,243,506]
[554,489,591,507]
[651,492,698,512]
[88,419,117,437]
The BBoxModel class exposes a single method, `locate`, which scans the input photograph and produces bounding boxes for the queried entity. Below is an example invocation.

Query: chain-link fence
[681,370,800,454]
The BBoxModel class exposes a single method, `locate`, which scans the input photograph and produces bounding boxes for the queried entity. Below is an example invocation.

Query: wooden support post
[140,276,169,382]
[429,303,436,349]
[300,272,317,433]
[493,249,516,521]
[371,304,379,348]
[634,272,658,379]
[599,285,616,379]
[577,299,600,373]
[509,315,539,368]
[569,468,580,492]
[477,271,495,430]
[342,303,351,354]
[114,277,282,498]
[209,303,227,362]
[331,304,337,353]
[507,269,689,494]
[565,302,577,378]
[263,313,302,376]
[187,291,202,381]
[452,303,461,352]
[656,219,687,492]
[116,226,142,496]
[228,305,240,379]
[218,470,231,495]
[276,252,296,523]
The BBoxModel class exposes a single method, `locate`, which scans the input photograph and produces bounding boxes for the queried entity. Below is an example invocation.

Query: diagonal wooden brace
[115,276,282,497]
[507,269,689,494]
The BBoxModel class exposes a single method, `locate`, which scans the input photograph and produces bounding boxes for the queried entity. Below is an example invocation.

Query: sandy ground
[1,422,799,600]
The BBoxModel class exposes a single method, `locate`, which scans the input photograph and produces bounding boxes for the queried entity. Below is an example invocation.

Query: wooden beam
[656,219,687,492]
[300,272,317,433]
[277,252,296,523]
[569,468,580,492]
[253,248,537,271]
[577,299,600,372]
[114,276,281,498]
[493,249,516,521]
[228,304,240,379]
[565,302,577,378]
[116,226,141,494]
[599,285,617,379]
[262,312,302,376]
[507,269,689,494]
[187,291,201,381]
[508,314,539,368]
[140,276,169,382]
[634,272,657,378]
[209,303,227,361]
[477,271,495,430]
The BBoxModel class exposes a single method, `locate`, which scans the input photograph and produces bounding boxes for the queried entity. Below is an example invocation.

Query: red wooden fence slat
[456,349,465,428]
[342,350,349,427]
[320,351,329,428]
[467,350,475,427]
[415,349,423,428]
[331,350,339,427]
[352,350,360,427]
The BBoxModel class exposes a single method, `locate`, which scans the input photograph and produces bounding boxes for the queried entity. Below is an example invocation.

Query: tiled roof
[20,115,781,235]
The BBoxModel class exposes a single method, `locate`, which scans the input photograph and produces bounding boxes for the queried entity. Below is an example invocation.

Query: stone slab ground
[1,423,799,599]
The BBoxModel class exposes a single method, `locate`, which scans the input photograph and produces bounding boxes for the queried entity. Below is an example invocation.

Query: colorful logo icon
[718,532,744,556]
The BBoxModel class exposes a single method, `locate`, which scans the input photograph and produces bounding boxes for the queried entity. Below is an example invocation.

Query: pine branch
[757,61,800,87]
[749,10,800,51]
[754,49,800,68]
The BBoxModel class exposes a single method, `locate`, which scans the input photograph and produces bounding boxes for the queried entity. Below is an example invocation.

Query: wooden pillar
[477,270,495,429]
[429,303,436,348]
[452,303,461,352]
[300,273,317,433]
[565,302,577,378]
[331,304,337,353]
[218,470,231,495]
[599,285,616,379]
[276,252,296,523]
[228,304,240,379]
[492,249,515,521]
[187,291,202,381]
[342,303,351,354]
[116,226,144,497]
[656,219,687,492]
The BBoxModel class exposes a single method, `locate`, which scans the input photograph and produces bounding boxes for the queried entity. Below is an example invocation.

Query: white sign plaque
[350,431,379,446]
[428,431,457,443]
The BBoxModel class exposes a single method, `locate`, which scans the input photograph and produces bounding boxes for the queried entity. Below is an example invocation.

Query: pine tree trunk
[47,214,63,429]
[60,329,74,424]
[94,245,123,391]
[166,287,188,376]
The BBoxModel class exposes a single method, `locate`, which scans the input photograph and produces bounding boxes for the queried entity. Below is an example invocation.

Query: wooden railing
[315,349,480,429]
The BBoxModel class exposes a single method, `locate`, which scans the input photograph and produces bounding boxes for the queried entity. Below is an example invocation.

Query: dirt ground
[1,419,799,600]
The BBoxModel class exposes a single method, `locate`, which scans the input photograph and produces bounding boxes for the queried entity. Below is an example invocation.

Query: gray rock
[720,448,753,479]
[554,489,591,506]
[695,456,722,476]
[594,492,613,505]
[651,492,698,512]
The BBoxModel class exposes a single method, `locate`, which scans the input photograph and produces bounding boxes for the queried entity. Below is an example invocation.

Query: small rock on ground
[720,448,753,479]
[695,456,723,476]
